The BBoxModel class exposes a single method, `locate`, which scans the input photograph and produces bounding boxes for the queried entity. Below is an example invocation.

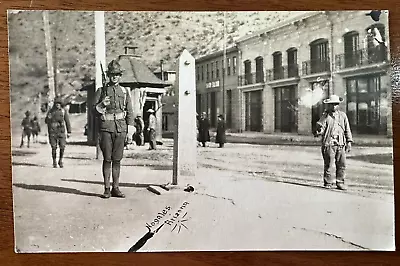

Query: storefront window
[346,75,386,134]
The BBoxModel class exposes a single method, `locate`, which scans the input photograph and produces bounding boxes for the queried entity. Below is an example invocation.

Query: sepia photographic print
[8,10,395,252]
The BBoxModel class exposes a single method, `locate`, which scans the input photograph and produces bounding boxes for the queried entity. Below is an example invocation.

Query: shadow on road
[67,141,93,146]
[61,178,166,188]
[12,162,44,167]
[123,164,173,171]
[12,150,38,157]
[13,183,100,197]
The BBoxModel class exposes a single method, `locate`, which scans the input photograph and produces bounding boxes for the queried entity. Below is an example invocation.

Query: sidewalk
[163,130,393,146]
[11,140,395,252]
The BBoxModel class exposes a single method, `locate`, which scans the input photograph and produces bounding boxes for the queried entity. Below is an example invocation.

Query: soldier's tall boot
[58,148,64,168]
[101,161,112,199]
[52,148,57,168]
[111,161,125,198]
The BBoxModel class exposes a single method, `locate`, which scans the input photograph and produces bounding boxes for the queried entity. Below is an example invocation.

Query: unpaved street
[12,136,394,252]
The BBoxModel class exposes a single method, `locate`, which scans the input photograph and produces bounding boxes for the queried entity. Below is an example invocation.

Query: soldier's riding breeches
[100,131,126,189]
[321,145,346,185]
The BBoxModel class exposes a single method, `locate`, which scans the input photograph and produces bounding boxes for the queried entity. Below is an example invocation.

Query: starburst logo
[170,212,190,233]
[164,201,190,233]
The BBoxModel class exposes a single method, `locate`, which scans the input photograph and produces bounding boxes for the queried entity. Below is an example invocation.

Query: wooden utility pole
[43,11,55,109]
[222,11,227,118]
[95,11,106,159]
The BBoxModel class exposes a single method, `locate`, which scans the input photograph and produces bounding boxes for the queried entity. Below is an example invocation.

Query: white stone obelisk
[172,50,197,185]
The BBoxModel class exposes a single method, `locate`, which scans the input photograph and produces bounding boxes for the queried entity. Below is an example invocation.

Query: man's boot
[52,148,57,168]
[111,161,125,198]
[58,148,64,168]
[101,161,112,199]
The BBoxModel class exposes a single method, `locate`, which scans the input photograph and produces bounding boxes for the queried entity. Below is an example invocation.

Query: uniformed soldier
[147,109,157,150]
[45,97,71,168]
[314,95,353,190]
[94,60,135,199]
[20,110,33,148]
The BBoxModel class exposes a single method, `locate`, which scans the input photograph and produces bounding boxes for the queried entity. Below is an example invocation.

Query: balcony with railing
[238,71,265,86]
[265,64,299,81]
[335,47,388,70]
[302,58,330,76]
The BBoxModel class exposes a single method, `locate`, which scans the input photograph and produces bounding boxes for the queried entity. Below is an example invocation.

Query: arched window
[287,48,298,77]
[343,31,360,67]
[272,51,283,80]
[255,56,264,83]
[244,60,252,85]
[309,38,329,74]
[366,23,387,63]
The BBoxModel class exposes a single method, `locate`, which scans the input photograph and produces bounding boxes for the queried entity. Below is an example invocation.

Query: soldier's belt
[102,112,126,121]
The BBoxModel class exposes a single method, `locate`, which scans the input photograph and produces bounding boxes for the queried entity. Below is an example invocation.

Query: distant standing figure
[31,116,41,143]
[147,109,157,150]
[20,110,33,148]
[134,115,145,146]
[198,112,210,147]
[45,97,71,168]
[314,95,353,191]
[215,114,226,148]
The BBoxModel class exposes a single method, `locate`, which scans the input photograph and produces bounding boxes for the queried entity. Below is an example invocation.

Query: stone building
[233,11,391,136]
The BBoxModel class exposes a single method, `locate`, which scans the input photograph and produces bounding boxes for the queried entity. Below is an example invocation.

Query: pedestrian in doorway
[45,97,71,168]
[314,95,353,191]
[216,114,226,148]
[94,59,135,199]
[198,112,210,147]
[147,109,157,150]
[135,115,145,146]
[20,110,33,148]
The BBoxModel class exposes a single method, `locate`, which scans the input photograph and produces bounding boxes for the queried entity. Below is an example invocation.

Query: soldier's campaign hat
[147,109,155,113]
[323,94,343,104]
[107,60,124,75]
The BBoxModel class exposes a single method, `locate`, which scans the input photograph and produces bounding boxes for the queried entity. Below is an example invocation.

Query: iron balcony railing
[238,71,265,86]
[302,58,330,75]
[265,64,299,81]
[335,47,388,70]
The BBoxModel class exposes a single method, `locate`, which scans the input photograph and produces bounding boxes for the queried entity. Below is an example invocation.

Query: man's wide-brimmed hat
[54,97,63,105]
[147,109,155,113]
[323,94,343,104]
[107,60,124,75]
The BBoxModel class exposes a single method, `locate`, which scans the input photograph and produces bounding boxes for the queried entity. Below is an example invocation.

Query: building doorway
[244,90,262,131]
[275,86,297,132]
[143,100,156,143]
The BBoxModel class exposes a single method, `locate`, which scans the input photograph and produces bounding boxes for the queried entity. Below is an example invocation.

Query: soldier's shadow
[61,178,165,188]
[13,183,100,197]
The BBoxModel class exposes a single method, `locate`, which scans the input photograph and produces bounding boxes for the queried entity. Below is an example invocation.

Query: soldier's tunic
[316,110,353,185]
[45,108,71,149]
[93,84,134,162]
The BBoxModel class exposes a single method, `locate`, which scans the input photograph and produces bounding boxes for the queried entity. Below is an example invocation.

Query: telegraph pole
[222,11,227,118]
[95,11,106,159]
[43,11,55,109]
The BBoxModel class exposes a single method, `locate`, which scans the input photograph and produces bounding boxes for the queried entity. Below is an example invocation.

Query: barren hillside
[8,10,309,125]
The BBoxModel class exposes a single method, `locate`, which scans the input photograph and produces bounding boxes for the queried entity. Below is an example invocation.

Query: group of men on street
[18,59,353,198]
[20,111,41,148]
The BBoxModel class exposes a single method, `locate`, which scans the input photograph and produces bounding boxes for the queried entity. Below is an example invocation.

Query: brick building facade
[195,47,240,129]
[232,11,391,136]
